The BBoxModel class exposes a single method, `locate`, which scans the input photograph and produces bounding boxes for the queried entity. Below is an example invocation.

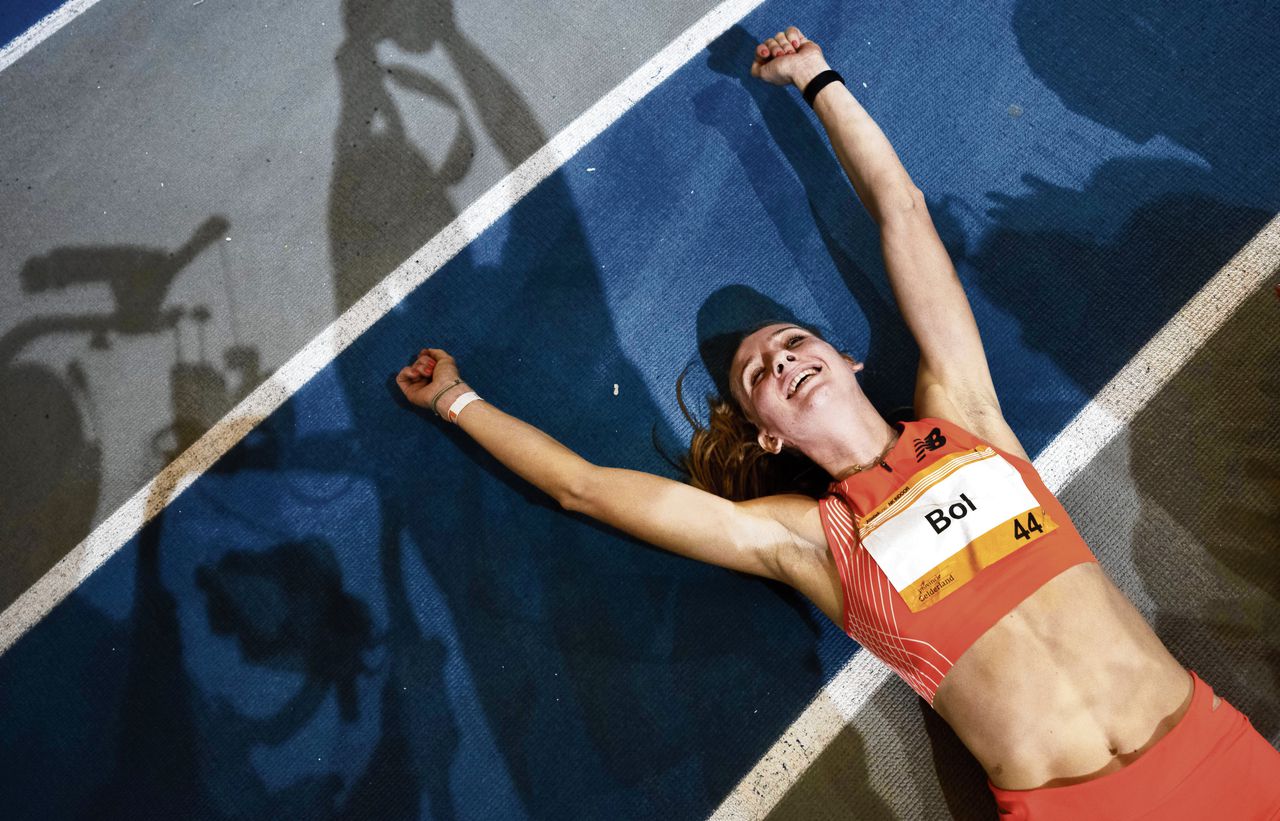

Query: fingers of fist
[398,347,449,390]
[756,25,807,60]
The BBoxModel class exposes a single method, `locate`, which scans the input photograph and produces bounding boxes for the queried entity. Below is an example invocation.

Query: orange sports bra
[817,417,1098,705]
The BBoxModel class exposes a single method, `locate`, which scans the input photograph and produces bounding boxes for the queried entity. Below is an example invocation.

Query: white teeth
[787,367,819,397]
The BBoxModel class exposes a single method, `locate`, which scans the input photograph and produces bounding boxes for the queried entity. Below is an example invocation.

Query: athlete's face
[730,324,863,451]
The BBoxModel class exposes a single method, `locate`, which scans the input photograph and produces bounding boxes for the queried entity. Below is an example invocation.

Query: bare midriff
[930,561,1200,791]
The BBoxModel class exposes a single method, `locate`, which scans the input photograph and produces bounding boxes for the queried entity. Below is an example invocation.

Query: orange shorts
[988,670,1280,820]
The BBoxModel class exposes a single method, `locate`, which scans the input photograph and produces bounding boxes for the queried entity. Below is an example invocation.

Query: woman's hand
[396,347,468,415]
[751,25,829,89]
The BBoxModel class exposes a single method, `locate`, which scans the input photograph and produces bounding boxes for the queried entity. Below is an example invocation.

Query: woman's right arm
[397,349,832,592]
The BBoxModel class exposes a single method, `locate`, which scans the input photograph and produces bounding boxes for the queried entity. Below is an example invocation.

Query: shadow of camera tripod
[0,215,264,608]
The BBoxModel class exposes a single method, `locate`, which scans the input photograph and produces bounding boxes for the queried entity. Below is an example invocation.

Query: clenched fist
[397,347,469,416]
[750,25,829,90]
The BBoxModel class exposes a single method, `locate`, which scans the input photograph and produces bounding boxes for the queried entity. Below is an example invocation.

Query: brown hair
[673,325,833,502]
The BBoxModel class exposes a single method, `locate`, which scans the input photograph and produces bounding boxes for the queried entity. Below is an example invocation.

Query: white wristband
[447,391,482,423]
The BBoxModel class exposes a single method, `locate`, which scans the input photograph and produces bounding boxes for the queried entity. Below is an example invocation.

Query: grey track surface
[0,0,723,610]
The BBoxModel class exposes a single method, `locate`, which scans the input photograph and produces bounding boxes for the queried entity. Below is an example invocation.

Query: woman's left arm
[882,205,1031,460]
[877,195,1029,460]
[765,30,1027,458]
[793,69,996,404]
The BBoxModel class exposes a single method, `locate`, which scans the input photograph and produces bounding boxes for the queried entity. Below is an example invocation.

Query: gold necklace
[839,431,900,479]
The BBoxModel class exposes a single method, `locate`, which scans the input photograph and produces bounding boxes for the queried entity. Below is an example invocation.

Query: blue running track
[2,0,1278,818]
[1,0,64,50]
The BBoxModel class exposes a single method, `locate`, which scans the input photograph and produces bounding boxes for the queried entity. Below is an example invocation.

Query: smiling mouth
[786,367,821,399]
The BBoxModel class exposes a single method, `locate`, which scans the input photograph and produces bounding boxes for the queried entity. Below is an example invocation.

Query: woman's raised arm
[396,349,834,601]
[754,26,1026,458]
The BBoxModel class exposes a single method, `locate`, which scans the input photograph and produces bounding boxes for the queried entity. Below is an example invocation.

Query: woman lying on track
[396,25,1280,819]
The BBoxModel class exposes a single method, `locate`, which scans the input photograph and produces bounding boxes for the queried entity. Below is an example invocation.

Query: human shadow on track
[91,500,365,818]
[328,0,544,314]
[1012,0,1280,213]
[999,0,1280,428]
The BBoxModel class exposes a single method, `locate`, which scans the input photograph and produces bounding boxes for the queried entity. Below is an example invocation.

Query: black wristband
[802,69,844,108]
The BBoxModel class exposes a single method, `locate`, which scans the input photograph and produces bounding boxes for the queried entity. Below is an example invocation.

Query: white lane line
[711,212,1280,821]
[0,0,102,74]
[0,0,767,656]
[712,651,894,821]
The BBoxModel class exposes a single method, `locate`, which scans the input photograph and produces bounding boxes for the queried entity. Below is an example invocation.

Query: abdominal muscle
[930,561,1205,790]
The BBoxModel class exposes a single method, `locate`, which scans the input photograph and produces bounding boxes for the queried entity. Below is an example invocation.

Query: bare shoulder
[738,493,843,626]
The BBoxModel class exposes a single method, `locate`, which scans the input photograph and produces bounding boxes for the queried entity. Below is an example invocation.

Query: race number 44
[1012,510,1045,541]
[926,494,1046,542]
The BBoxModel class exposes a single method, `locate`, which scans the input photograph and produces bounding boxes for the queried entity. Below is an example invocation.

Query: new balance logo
[914,427,947,461]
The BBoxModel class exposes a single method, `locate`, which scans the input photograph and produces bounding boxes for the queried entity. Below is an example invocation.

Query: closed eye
[750,334,807,386]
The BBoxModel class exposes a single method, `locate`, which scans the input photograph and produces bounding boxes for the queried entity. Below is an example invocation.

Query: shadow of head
[195,539,375,719]
[341,0,449,52]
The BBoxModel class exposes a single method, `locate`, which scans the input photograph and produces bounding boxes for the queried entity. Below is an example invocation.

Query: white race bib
[858,447,1056,612]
